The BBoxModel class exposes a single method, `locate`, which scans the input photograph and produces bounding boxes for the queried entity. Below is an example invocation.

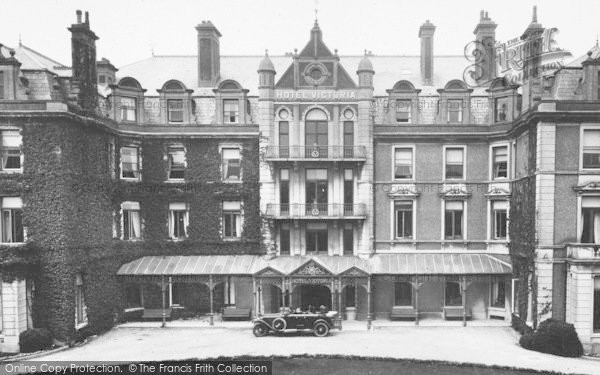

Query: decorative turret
[520,6,545,110]
[357,51,374,88]
[258,50,276,88]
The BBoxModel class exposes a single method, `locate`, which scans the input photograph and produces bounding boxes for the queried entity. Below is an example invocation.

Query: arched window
[305,109,328,158]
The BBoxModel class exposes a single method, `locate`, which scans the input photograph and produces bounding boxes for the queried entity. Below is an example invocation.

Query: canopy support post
[209,275,214,326]
[281,277,286,309]
[252,277,257,319]
[367,277,372,330]
[414,276,420,326]
[462,276,467,327]
[337,278,342,330]
[160,276,167,328]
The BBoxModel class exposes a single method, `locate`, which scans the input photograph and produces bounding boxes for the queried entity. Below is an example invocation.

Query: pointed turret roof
[298,20,334,58]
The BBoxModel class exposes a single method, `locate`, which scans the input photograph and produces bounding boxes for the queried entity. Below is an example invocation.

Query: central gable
[275,22,357,90]
[291,259,332,277]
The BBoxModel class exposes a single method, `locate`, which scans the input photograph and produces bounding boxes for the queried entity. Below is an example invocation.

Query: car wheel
[313,322,329,337]
[253,323,268,337]
[272,317,287,331]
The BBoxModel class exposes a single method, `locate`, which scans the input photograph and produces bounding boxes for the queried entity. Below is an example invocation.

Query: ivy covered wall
[0,114,262,343]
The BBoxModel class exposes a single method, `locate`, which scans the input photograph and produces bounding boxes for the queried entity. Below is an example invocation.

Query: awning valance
[117,253,512,278]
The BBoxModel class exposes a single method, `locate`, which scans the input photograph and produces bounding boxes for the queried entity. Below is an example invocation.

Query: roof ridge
[19,44,67,68]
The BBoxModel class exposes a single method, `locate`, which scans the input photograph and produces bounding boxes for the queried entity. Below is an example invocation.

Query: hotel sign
[276,90,357,101]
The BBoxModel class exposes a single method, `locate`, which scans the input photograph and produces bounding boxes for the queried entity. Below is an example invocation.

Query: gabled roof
[117,54,471,96]
[12,44,72,77]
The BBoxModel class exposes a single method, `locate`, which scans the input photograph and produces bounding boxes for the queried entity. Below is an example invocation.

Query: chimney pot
[85,11,89,25]
[76,10,82,24]
[419,20,435,85]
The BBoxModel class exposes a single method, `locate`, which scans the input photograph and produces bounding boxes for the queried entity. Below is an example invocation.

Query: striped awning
[370,253,512,275]
[117,253,511,277]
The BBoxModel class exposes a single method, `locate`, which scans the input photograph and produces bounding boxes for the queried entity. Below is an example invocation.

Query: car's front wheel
[313,322,330,337]
[253,323,268,337]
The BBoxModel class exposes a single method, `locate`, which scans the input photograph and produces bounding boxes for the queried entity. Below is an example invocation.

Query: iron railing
[265,203,367,219]
[265,146,367,160]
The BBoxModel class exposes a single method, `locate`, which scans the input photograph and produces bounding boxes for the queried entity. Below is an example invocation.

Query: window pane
[343,227,353,255]
[222,148,241,180]
[494,209,507,239]
[494,97,509,122]
[394,282,412,306]
[280,228,290,255]
[394,148,413,179]
[447,100,462,123]
[492,281,506,308]
[396,100,411,123]
[167,99,184,122]
[493,146,508,178]
[445,148,464,179]
[223,99,239,123]
[168,147,185,179]
[583,130,600,169]
[121,97,136,121]
[445,282,462,306]
[594,277,600,332]
[121,147,139,178]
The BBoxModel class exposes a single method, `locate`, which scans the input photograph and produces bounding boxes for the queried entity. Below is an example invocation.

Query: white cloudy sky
[1,0,599,67]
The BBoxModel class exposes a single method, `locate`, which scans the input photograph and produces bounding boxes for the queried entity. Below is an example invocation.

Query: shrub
[519,319,583,357]
[511,314,533,335]
[19,328,53,353]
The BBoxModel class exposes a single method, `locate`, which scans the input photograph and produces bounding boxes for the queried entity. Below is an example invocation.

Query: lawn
[273,357,560,375]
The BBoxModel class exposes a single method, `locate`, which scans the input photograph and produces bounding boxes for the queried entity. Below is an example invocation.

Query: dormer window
[120,97,137,122]
[167,99,184,122]
[396,100,411,123]
[224,99,239,124]
[494,97,509,122]
[113,77,146,124]
[447,100,463,123]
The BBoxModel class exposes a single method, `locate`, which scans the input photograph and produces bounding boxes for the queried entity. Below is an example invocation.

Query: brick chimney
[419,20,436,85]
[68,10,99,111]
[196,21,221,87]
[473,10,497,84]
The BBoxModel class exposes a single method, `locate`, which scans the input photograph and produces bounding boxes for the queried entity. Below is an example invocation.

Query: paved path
[31,326,600,375]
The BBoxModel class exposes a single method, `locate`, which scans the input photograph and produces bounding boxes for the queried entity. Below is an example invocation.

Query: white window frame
[0,130,23,173]
[222,201,243,240]
[447,99,463,123]
[120,201,142,241]
[391,200,416,240]
[167,99,184,123]
[443,145,466,181]
[395,99,412,124]
[0,197,24,244]
[168,202,189,240]
[167,145,186,181]
[120,96,137,122]
[577,195,600,243]
[223,99,240,124]
[392,145,415,181]
[488,200,509,241]
[442,200,467,241]
[580,125,600,171]
[220,145,242,183]
[120,145,141,181]
[489,143,510,180]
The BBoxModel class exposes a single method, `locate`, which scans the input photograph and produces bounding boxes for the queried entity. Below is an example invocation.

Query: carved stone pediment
[291,260,332,276]
[486,186,511,198]
[388,184,420,199]
[574,181,600,193]
[439,184,471,199]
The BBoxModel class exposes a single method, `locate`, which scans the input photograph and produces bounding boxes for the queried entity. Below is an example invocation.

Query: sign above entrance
[276,90,357,101]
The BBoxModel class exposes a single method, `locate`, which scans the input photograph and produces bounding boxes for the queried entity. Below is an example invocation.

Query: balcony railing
[265,203,367,219]
[566,243,600,260]
[264,146,367,161]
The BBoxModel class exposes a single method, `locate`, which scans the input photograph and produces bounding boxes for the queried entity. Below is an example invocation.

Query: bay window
[1,197,23,243]
[222,201,242,239]
[169,202,188,240]
[1,131,22,171]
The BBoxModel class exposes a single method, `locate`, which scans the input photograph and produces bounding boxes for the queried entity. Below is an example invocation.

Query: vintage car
[252,310,339,337]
